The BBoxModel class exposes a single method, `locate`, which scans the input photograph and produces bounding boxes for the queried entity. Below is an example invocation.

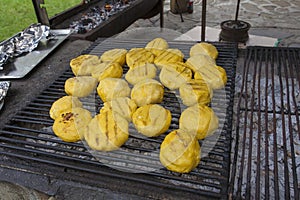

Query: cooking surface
[0,0,299,198]
[230,46,300,199]
[1,38,299,199]
[0,38,237,199]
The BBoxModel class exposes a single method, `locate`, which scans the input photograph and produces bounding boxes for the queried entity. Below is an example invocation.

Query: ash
[235,73,300,113]
[70,1,134,34]
[232,73,300,199]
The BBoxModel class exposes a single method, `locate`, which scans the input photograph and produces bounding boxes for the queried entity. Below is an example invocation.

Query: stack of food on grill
[49,38,227,173]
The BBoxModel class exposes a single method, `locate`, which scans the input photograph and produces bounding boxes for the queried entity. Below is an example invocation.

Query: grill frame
[32,0,163,41]
[0,39,237,199]
[229,46,300,200]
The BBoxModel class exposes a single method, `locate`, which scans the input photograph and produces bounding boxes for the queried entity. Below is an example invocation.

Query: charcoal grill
[32,0,163,41]
[229,46,300,199]
[0,39,237,199]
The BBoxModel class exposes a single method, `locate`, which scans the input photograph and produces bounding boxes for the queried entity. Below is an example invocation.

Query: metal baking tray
[0,29,72,79]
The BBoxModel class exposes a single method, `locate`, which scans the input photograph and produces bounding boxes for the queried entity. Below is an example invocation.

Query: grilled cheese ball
[126,48,155,69]
[190,42,219,59]
[97,78,131,102]
[160,129,200,173]
[179,79,212,106]
[186,54,227,89]
[52,107,92,142]
[101,97,137,122]
[70,54,101,76]
[194,65,227,88]
[179,104,219,140]
[100,48,127,66]
[65,76,98,97]
[154,49,184,69]
[85,109,129,151]
[132,104,171,137]
[91,61,123,81]
[49,96,83,120]
[145,38,169,56]
[125,63,157,85]
[186,54,216,72]
[159,62,192,90]
[131,79,164,107]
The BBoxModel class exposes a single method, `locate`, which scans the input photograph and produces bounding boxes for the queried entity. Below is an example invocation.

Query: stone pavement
[123,0,300,47]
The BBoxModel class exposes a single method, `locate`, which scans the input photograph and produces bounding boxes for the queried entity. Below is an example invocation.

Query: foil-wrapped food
[0,81,10,110]
[0,24,50,70]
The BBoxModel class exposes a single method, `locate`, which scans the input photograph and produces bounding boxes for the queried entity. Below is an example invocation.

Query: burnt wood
[32,0,163,41]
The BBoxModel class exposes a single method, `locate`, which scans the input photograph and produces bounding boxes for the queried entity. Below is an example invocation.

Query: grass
[0,0,81,42]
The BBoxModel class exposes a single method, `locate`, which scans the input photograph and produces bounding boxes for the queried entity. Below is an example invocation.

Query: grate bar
[281,49,299,199]
[15,111,50,118]
[277,49,291,199]
[289,49,300,139]
[231,46,300,199]
[0,152,222,199]
[0,142,225,193]
[10,118,53,126]
[270,49,280,200]
[40,91,65,96]
[0,39,238,199]
[0,126,229,176]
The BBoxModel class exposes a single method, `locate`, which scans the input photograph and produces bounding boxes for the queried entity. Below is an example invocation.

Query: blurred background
[0,0,81,41]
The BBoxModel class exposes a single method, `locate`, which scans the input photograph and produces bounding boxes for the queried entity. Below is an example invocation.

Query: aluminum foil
[0,24,50,70]
[0,81,10,102]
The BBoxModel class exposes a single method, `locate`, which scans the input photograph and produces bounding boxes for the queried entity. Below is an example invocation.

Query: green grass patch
[0,0,81,42]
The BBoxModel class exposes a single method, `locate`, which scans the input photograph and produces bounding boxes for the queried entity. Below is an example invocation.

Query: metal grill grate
[230,46,300,199]
[0,39,237,199]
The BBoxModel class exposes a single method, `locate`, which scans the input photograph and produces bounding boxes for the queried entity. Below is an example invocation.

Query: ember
[230,46,300,199]
[70,0,135,34]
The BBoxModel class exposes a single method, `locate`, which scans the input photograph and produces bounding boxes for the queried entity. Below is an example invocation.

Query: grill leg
[31,0,50,26]
[160,0,164,28]
[201,0,207,42]
[141,0,164,27]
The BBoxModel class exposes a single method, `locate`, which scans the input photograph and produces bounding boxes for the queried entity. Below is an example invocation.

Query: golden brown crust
[97,78,131,102]
[125,63,157,85]
[160,129,200,173]
[132,104,171,137]
[179,79,212,106]
[64,76,98,97]
[84,109,129,151]
[186,54,227,89]
[70,54,101,76]
[91,61,123,81]
[189,42,219,59]
[130,79,164,107]
[145,38,169,56]
[100,48,127,66]
[49,96,83,120]
[126,48,155,69]
[154,49,184,68]
[179,104,219,140]
[52,107,92,142]
[101,97,137,122]
[159,62,192,90]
